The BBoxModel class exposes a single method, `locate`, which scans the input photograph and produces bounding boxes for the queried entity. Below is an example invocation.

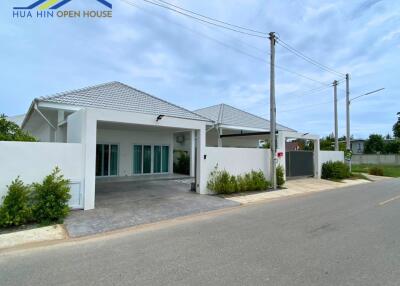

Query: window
[154,145,169,173]
[96,144,119,177]
[153,145,161,173]
[133,144,170,174]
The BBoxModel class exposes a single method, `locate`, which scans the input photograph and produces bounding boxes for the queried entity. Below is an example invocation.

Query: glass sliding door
[96,144,119,176]
[162,146,169,173]
[133,144,169,175]
[110,145,118,176]
[143,145,152,174]
[96,144,103,176]
[153,146,161,173]
[133,145,142,174]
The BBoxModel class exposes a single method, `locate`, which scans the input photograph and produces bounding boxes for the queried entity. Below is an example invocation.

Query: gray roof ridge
[218,103,225,125]
[219,103,271,123]
[39,81,118,101]
[114,82,212,122]
[193,103,224,112]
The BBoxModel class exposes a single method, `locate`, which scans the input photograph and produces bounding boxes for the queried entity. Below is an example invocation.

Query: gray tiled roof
[39,82,210,122]
[194,103,295,132]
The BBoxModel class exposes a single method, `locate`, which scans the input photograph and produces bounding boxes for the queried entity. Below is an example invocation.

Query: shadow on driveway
[65,180,238,237]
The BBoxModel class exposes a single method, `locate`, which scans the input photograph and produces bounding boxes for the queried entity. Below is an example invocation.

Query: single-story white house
[0,81,344,210]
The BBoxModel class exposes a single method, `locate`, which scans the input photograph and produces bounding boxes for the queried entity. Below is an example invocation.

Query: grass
[351,164,400,178]
[349,172,372,181]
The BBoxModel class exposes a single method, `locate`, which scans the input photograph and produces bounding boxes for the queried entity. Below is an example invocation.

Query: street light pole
[269,32,277,190]
[333,80,339,151]
[346,74,350,152]
[346,87,385,167]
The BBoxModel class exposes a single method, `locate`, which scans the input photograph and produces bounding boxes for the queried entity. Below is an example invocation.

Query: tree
[0,114,36,141]
[319,134,346,151]
[364,134,385,154]
[393,112,400,138]
[384,140,400,154]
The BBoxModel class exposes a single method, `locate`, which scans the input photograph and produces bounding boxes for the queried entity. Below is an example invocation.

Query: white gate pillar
[189,130,196,177]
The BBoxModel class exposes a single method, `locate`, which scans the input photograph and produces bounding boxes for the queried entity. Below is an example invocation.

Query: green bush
[368,166,384,176]
[0,114,36,142]
[173,151,190,175]
[207,166,270,194]
[32,167,71,225]
[0,178,32,227]
[207,167,237,194]
[276,165,285,187]
[321,161,351,180]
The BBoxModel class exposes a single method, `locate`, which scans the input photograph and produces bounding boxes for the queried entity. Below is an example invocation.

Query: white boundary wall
[318,151,344,174]
[204,147,271,189]
[352,154,400,165]
[0,142,84,208]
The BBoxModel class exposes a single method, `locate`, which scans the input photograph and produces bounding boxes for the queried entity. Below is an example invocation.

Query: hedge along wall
[319,151,344,174]
[0,142,84,208]
[205,147,271,183]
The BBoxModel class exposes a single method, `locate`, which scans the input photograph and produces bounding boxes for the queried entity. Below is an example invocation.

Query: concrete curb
[0,224,67,251]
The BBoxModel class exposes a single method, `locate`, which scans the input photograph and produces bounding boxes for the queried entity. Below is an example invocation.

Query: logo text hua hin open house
[13,0,113,18]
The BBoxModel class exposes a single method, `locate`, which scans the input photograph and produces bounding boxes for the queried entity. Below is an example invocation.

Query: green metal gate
[285,151,314,177]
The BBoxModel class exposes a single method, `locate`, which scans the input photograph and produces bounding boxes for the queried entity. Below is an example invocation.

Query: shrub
[0,114,36,142]
[276,165,285,187]
[207,167,237,194]
[207,166,270,194]
[0,178,32,227]
[32,167,71,225]
[173,151,190,175]
[321,161,351,180]
[368,166,384,176]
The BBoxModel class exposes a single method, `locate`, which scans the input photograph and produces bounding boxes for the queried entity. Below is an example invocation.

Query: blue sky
[1,0,399,138]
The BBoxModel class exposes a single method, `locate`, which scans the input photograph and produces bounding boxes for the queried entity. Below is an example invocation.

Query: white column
[189,130,195,177]
[169,134,174,174]
[277,132,286,180]
[314,138,320,179]
[217,127,223,147]
[196,126,207,194]
[82,109,97,210]
[55,110,65,142]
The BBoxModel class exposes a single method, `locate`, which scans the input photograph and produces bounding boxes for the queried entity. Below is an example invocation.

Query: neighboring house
[6,114,25,127]
[350,139,365,154]
[1,81,338,211]
[285,141,301,151]
[195,103,295,148]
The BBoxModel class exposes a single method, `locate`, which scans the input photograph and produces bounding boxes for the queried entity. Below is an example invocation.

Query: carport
[64,179,238,237]
[67,106,212,210]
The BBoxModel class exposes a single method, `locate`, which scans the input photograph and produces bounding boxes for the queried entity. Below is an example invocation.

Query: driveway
[3,179,400,286]
[64,179,238,237]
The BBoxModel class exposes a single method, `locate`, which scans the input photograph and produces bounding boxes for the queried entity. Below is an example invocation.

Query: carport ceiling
[97,121,188,132]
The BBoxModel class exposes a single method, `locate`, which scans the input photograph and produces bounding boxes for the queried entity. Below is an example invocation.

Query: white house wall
[97,128,174,177]
[0,142,84,208]
[319,151,345,174]
[204,147,271,192]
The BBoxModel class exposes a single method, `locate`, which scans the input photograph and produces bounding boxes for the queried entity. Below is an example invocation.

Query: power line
[155,0,268,36]
[283,85,332,97]
[120,0,334,86]
[279,97,345,113]
[139,0,269,38]
[276,37,346,78]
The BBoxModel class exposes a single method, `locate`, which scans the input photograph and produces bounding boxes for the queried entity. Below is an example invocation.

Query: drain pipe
[34,101,56,131]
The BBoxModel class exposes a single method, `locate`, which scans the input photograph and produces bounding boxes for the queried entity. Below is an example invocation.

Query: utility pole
[345,74,351,168]
[333,80,339,151]
[269,32,277,189]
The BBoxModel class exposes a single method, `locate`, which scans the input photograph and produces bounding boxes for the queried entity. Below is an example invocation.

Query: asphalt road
[1,179,400,286]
